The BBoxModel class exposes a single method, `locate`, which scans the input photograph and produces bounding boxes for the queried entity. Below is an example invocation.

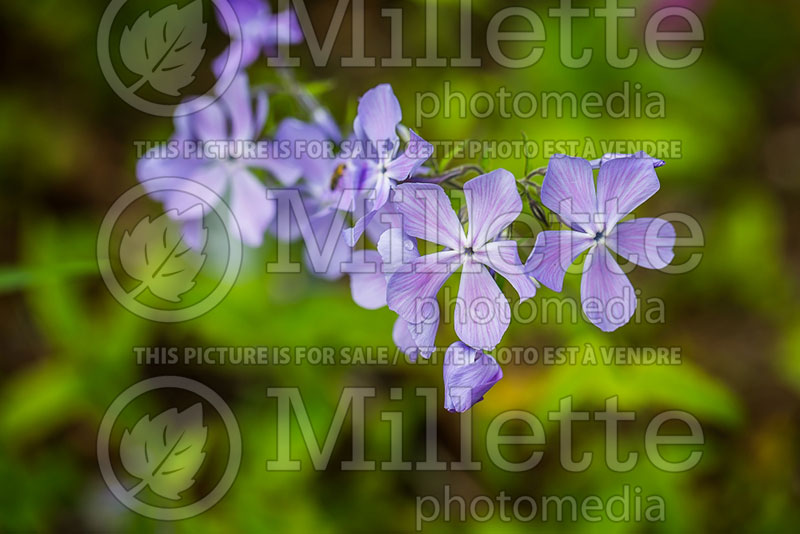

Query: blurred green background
[2,0,800,532]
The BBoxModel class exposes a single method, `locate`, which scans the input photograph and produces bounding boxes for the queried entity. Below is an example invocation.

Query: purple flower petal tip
[443,342,503,412]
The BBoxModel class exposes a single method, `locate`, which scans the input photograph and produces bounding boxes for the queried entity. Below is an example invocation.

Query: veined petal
[393,183,465,250]
[384,130,434,182]
[596,157,660,232]
[463,169,522,249]
[541,155,598,233]
[356,84,402,145]
[455,262,510,351]
[474,240,538,301]
[607,217,675,270]
[393,314,438,361]
[580,244,636,332]
[443,342,503,413]
[591,151,665,169]
[525,230,595,292]
[386,251,461,324]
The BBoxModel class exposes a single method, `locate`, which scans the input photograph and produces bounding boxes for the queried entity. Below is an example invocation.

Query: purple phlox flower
[525,154,676,332]
[265,118,352,279]
[386,170,538,351]
[341,84,434,246]
[443,342,503,413]
[137,72,274,247]
[343,228,437,360]
[213,0,303,75]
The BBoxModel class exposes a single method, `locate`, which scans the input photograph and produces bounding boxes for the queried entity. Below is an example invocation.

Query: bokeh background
[2,0,800,532]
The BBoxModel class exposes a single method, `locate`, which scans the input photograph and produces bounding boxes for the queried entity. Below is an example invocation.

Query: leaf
[120,403,207,501]
[119,206,207,302]
[120,1,207,96]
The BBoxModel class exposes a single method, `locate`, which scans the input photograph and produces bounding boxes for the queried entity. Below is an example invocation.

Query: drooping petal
[607,217,675,270]
[443,342,503,413]
[463,169,522,249]
[580,244,636,332]
[473,240,538,301]
[356,84,401,145]
[386,251,461,323]
[346,250,387,309]
[393,313,438,361]
[540,155,598,234]
[596,157,660,232]
[228,168,274,247]
[454,261,511,351]
[525,230,595,292]
[393,183,465,251]
[384,130,434,182]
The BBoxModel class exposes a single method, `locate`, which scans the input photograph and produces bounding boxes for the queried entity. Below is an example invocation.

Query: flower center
[464,246,474,256]
[594,231,604,241]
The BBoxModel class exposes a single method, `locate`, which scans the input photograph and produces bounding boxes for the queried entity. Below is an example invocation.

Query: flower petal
[384,130,434,182]
[591,151,665,169]
[443,342,503,413]
[474,240,538,301]
[596,157,660,232]
[303,210,350,279]
[393,314,438,361]
[356,84,402,144]
[580,244,636,332]
[541,155,598,233]
[393,183,465,250]
[525,230,595,292]
[463,169,522,249]
[365,199,403,244]
[607,217,675,270]
[377,227,419,278]
[219,73,255,142]
[454,262,510,350]
[229,168,273,247]
[347,250,387,308]
[386,251,460,323]
[188,99,228,143]
[343,174,391,246]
